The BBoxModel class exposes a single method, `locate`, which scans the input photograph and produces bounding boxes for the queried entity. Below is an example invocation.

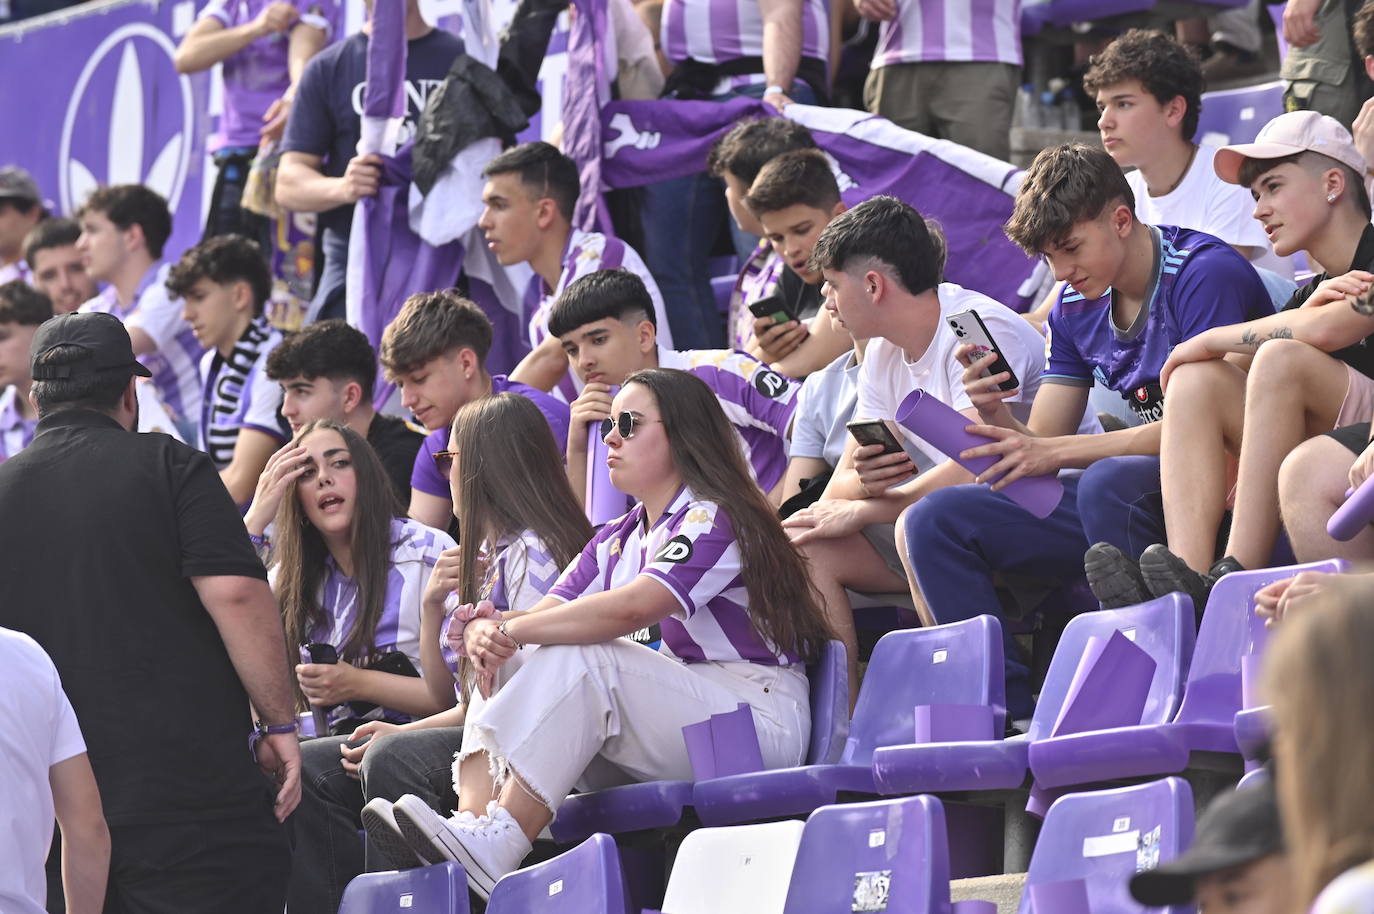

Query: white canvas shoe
[392,797,531,899]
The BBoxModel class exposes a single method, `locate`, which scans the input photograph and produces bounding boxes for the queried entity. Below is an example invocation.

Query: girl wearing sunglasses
[379,368,833,898]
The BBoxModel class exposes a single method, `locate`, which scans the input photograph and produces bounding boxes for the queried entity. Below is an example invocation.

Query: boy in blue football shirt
[901,143,1270,716]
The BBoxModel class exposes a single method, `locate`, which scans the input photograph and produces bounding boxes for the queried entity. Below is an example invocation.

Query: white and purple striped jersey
[871,0,1023,70]
[0,386,37,462]
[80,263,206,427]
[440,529,564,678]
[728,241,786,352]
[271,518,457,727]
[526,228,669,402]
[198,316,288,470]
[659,347,798,492]
[550,486,800,665]
[661,0,830,71]
[0,259,30,286]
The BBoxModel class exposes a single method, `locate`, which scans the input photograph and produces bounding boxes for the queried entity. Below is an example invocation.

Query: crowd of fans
[9,0,1374,912]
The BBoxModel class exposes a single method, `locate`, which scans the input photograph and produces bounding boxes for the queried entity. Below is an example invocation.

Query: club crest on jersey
[754,368,789,399]
[655,534,694,564]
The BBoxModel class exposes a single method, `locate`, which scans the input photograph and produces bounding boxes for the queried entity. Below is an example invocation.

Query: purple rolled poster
[894,389,1064,518]
[1327,479,1374,541]
[585,387,632,524]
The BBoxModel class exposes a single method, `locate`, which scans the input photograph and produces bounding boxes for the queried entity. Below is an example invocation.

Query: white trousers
[455,640,811,810]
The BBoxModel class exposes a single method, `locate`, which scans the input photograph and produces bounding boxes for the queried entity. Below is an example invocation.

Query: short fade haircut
[0,280,53,326]
[266,319,378,402]
[31,344,130,417]
[1237,150,1374,217]
[1083,28,1204,141]
[744,149,843,217]
[1005,143,1137,255]
[77,184,172,260]
[481,141,581,224]
[707,117,818,183]
[548,269,657,338]
[380,289,493,375]
[925,218,948,285]
[808,195,941,296]
[23,217,81,268]
[1356,0,1374,60]
[165,234,272,316]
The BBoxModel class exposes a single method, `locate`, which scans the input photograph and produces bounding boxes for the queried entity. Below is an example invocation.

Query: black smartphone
[947,309,1019,392]
[845,419,905,455]
[305,642,338,665]
[749,293,797,325]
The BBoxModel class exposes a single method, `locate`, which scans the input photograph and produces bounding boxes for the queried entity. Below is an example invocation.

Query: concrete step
[952,873,1028,914]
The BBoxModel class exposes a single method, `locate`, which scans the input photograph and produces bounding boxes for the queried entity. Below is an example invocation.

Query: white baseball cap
[1213,110,1369,186]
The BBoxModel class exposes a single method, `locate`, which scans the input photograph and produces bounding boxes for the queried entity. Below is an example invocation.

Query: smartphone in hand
[845,418,906,455]
[749,293,798,325]
[947,309,1019,392]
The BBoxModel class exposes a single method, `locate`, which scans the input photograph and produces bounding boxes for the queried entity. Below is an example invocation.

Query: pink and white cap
[1213,110,1369,186]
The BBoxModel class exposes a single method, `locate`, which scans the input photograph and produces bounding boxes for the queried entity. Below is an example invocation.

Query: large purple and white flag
[360,0,407,154]
[563,0,615,231]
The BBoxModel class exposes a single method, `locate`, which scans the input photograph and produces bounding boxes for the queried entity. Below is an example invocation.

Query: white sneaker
[392,797,532,899]
[360,798,428,869]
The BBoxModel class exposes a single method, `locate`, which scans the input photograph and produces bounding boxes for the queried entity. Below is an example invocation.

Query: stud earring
[1328,193,1338,202]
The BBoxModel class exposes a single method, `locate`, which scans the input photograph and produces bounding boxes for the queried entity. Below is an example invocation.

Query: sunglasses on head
[599,411,662,442]
[431,449,456,477]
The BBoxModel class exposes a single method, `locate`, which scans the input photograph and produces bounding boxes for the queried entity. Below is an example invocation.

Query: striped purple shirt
[661,0,830,68]
[0,387,37,462]
[658,347,798,493]
[729,241,785,352]
[550,486,800,665]
[872,0,1022,70]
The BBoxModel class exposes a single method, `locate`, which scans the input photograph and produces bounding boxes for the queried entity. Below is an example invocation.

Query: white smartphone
[947,309,1019,392]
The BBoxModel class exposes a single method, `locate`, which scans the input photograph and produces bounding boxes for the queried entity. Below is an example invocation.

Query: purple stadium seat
[693,617,1005,826]
[486,834,629,913]
[1019,778,1196,914]
[337,862,470,914]
[1028,560,1346,789]
[548,640,849,845]
[782,796,956,913]
[1234,706,1271,765]
[875,595,1190,796]
[1195,81,1286,147]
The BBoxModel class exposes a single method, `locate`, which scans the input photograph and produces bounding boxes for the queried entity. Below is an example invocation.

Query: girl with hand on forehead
[379,368,834,899]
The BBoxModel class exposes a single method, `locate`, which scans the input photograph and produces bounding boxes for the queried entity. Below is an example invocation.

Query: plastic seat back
[807,639,849,765]
[338,861,471,914]
[845,616,1005,766]
[1195,80,1285,146]
[487,833,628,913]
[662,820,806,914]
[783,796,951,913]
[1018,778,1195,914]
[1028,594,1195,741]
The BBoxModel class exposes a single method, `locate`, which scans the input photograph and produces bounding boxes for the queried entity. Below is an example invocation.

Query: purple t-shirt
[200,0,341,151]
[1045,225,1271,424]
[549,486,800,665]
[409,375,572,497]
[871,0,1022,70]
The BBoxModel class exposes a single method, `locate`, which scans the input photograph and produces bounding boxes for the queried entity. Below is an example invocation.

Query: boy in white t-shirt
[781,196,1086,701]
[0,627,108,914]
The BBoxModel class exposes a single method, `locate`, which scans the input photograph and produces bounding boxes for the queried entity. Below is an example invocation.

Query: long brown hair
[449,394,593,609]
[274,419,404,669]
[623,368,832,661]
[1264,597,1374,908]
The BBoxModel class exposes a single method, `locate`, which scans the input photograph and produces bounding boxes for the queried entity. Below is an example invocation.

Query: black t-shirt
[779,266,824,322]
[0,410,271,826]
[281,28,464,238]
[367,412,425,505]
[1281,222,1374,378]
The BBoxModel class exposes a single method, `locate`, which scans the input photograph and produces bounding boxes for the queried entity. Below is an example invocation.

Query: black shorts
[1327,422,1372,455]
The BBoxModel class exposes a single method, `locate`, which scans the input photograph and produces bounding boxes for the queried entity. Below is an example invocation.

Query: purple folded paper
[585,388,631,525]
[1050,630,1155,738]
[1328,479,1374,541]
[1028,878,1091,914]
[894,389,1063,518]
[683,703,765,781]
[913,704,997,743]
[364,0,407,119]
[951,901,997,914]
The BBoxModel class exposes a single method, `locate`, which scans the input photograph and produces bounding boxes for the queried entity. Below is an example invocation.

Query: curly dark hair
[1083,28,1203,141]
[1356,0,1374,60]
[165,234,272,316]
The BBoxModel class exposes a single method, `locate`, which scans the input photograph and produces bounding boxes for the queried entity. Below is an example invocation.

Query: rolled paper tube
[1327,479,1374,541]
[894,389,1063,518]
[586,401,632,525]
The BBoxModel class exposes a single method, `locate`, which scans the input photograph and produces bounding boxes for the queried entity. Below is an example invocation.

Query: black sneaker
[1084,542,1152,609]
[1139,545,1244,617]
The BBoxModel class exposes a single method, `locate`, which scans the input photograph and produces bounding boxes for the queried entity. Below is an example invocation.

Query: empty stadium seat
[487,833,629,913]
[337,861,470,914]
[1195,80,1286,147]
[1018,778,1196,914]
[549,639,849,844]
[693,617,1005,826]
[658,820,806,914]
[782,796,956,913]
[874,595,1191,796]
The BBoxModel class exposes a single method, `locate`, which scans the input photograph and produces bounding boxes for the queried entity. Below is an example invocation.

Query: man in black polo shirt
[0,312,301,912]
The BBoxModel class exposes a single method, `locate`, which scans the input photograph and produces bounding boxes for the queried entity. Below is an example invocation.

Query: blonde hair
[1264,598,1374,908]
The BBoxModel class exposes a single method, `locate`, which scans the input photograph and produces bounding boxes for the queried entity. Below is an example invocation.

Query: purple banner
[0,0,214,267]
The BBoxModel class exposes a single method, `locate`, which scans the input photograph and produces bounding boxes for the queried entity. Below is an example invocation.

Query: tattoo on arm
[1239,328,1261,349]
[1271,327,1294,340]
[1238,326,1294,348]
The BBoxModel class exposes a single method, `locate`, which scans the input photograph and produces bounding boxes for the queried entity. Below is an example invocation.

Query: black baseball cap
[30,312,152,380]
[1130,778,1284,906]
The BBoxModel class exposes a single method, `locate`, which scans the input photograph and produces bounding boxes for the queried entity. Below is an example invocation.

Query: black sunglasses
[599,411,662,442]
[431,449,457,477]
